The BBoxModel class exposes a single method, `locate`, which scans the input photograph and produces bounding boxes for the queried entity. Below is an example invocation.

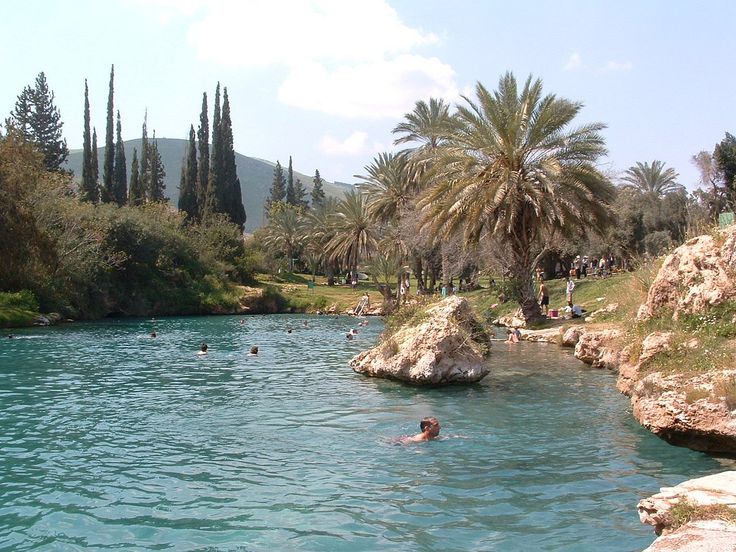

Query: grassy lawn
[0,291,40,328]
[256,273,379,313]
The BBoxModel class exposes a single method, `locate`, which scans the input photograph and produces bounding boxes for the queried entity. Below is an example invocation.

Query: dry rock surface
[639,471,736,551]
[350,296,490,385]
[573,329,622,370]
[638,228,736,321]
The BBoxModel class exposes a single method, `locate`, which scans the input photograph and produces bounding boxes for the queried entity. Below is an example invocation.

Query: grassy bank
[0,291,41,328]
[256,273,377,313]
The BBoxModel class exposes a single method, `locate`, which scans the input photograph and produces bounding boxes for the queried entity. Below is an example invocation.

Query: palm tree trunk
[412,255,425,293]
[441,243,450,291]
[511,247,543,323]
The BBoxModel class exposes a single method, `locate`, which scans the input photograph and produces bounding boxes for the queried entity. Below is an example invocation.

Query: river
[0,315,726,551]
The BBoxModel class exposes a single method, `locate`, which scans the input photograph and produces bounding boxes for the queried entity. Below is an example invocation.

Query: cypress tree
[268,161,286,207]
[129,148,143,206]
[148,131,166,202]
[178,124,199,220]
[285,155,296,205]
[139,113,149,203]
[311,169,325,207]
[113,110,127,205]
[91,127,99,196]
[220,88,246,229]
[9,72,69,171]
[80,79,98,202]
[197,92,209,219]
[205,83,222,217]
[293,178,308,208]
[102,64,115,202]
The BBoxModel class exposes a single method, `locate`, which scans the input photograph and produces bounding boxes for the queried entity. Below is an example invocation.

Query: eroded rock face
[350,296,490,385]
[573,329,622,370]
[637,229,736,321]
[561,326,584,347]
[629,370,736,455]
[638,471,736,550]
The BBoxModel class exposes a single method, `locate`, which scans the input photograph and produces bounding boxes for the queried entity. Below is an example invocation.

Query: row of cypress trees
[178,84,246,230]
[268,157,326,211]
[79,66,166,207]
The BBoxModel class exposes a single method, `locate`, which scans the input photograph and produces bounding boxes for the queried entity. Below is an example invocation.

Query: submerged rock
[638,471,736,551]
[350,296,490,385]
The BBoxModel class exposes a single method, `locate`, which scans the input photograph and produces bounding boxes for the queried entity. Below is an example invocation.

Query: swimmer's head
[420,416,440,438]
[250,345,258,355]
[200,342,208,352]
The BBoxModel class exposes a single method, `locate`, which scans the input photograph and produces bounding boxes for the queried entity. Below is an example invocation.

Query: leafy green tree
[139,114,149,203]
[197,92,209,218]
[269,160,286,206]
[219,88,246,229]
[425,73,615,322]
[311,169,325,207]
[358,151,414,223]
[325,189,378,282]
[715,133,736,207]
[128,148,143,206]
[102,65,115,202]
[80,79,98,203]
[113,111,127,205]
[292,178,309,209]
[621,160,682,197]
[204,83,222,218]
[148,132,166,202]
[8,72,69,171]
[91,128,99,193]
[263,205,306,271]
[178,125,199,219]
[286,155,296,205]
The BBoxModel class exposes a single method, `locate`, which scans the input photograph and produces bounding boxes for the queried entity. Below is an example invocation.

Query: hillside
[66,139,353,233]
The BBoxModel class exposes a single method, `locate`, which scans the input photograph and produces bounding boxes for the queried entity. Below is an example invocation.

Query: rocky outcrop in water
[350,296,490,385]
[573,329,622,370]
[638,471,736,551]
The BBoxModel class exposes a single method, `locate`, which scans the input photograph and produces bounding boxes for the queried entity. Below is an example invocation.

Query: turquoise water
[0,315,726,551]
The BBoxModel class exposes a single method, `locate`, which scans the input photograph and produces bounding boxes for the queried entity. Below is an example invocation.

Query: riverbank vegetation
[3,68,736,328]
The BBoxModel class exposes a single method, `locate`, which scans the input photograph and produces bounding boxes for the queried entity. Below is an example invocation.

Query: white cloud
[318,132,369,155]
[133,0,458,118]
[140,0,439,68]
[601,60,633,72]
[564,52,582,71]
[279,56,458,118]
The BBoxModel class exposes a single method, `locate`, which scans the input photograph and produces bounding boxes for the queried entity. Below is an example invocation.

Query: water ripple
[0,316,724,551]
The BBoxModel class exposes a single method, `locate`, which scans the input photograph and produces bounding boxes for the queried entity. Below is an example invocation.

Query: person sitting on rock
[505,329,519,343]
[401,417,441,443]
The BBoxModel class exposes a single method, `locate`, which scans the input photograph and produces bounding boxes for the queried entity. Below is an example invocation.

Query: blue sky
[3,0,735,188]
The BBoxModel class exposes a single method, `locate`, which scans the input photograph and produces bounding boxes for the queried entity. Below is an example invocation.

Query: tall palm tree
[304,197,339,283]
[262,205,305,272]
[621,160,682,197]
[392,98,455,291]
[325,189,377,282]
[424,72,615,322]
[357,152,415,223]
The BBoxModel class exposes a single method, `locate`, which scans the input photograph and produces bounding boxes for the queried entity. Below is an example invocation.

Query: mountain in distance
[66,138,353,233]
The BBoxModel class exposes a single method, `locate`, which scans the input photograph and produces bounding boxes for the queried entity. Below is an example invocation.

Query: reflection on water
[0,316,723,551]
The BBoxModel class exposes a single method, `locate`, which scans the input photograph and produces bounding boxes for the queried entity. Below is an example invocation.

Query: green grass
[0,290,40,328]
[256,272,377,313]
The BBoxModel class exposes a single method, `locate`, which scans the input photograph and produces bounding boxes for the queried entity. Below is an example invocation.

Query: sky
[2,0,735,188]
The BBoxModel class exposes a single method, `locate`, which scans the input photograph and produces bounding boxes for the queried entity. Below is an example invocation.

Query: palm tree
[305,197,339,284]
[325,189,377,282]
[424,72,615,322]
[262,205,305,272]
[621,160,682,197]
[392,98,455,291]
[357,152,415,223]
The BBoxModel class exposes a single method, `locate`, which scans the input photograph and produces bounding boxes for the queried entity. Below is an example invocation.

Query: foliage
[8,72,69,172]
[423,73,615,322]
[80,80,98,203]
[102,65,115,202]
[621,160,682,197]
[311,169,325,207]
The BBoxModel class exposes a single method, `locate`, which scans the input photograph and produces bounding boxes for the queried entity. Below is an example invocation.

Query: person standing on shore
[566,277,575,304]
[539,279,549,316]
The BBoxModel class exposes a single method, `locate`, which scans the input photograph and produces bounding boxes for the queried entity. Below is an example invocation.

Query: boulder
[629,370,736,455]
[638,471,736,550]
[639,331,674,365]
[637,228,736,321]
[350,296,490,385]
[573,329,622,369]
[561,326,584,347]
[520,327,560,343]
[497,308,526,328]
